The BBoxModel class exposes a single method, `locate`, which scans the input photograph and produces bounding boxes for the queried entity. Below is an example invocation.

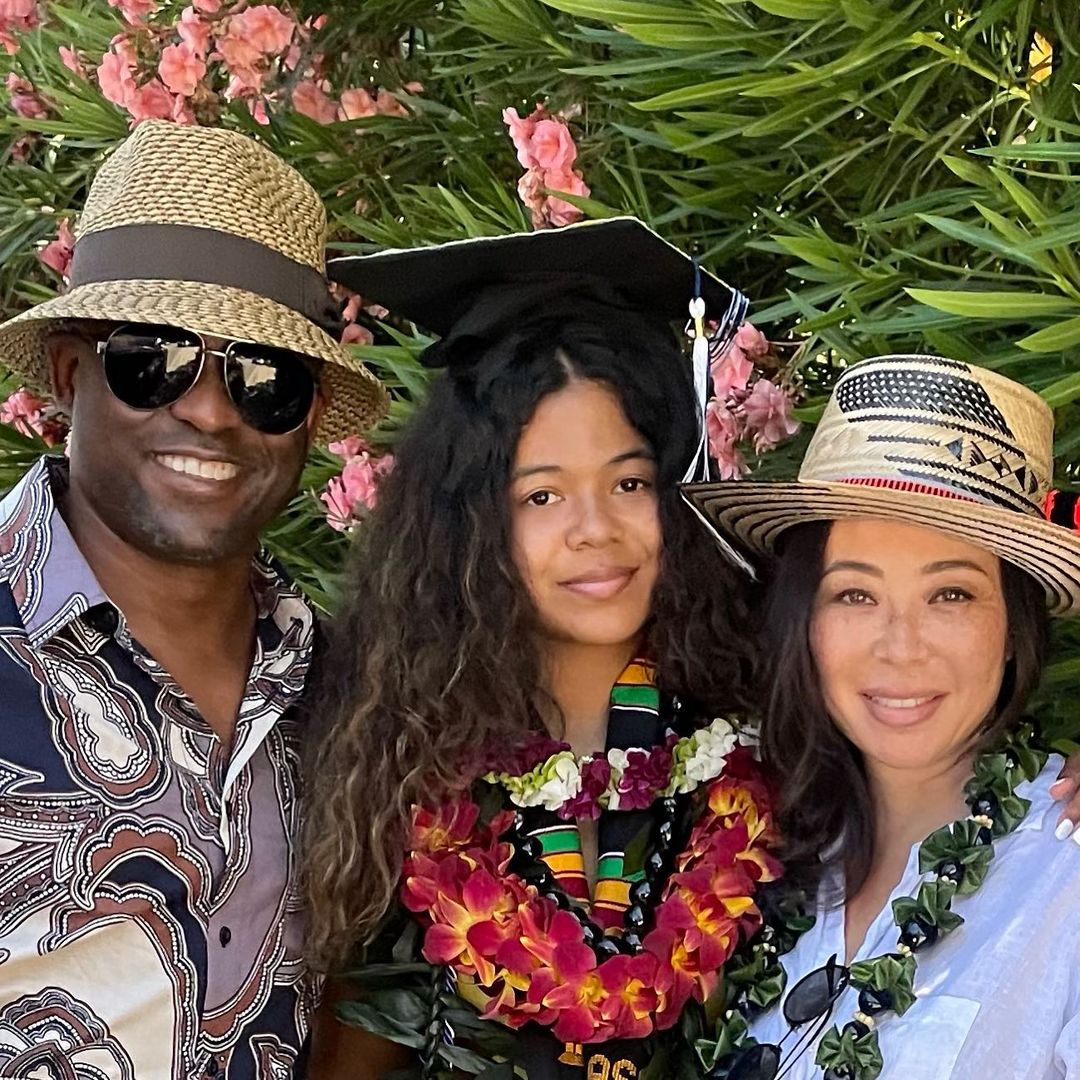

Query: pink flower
[230,5,295,55]
[543,168,589,228]
[328,435,370,460]
[291,79,337,124]
[617,746,672,811]
[248,96,269,124]
[503,105,541,168]
[339,86,377,120]
[321,437,395,529]
[158,42,205,97]
[517,169,547,227]
[170,91,196,125]
[711,341,753,403]
[10,133,32,160]
[530,118,577,172]
[96,48,136,107]
[374,88,407,117]
[225,69,266,99]
[59,45,84,76]
[560,757,612,821]
[5,73,48,118]
[339,292,363,323]
[0,388,68,446]
[191,0,220,11]
[403,80,424,94]
[177,7,212,58]
[734,322,769,360]
[125,79,175,124]
[38,218,75,279]
[741,379,800,452]
[213,29,262,74]
[108,0,157,24]
[342,323,374,346]
[0,0,38,51]
[706,400,747,481]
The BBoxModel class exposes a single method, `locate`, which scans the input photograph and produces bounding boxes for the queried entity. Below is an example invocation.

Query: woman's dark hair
[758,520,1050,897]
[303,309,757,969]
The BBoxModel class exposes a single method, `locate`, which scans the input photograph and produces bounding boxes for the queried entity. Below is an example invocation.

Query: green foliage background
[1,0,1079,741]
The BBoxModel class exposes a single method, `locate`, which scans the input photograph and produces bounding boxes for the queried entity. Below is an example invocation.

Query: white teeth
[871,696,933,709]
[157,454,238,482]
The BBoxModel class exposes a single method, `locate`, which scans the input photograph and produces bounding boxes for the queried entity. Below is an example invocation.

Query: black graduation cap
[327,216,744,349]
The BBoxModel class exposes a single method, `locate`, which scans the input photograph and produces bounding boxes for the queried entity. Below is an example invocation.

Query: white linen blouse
[746,755,1080,1079]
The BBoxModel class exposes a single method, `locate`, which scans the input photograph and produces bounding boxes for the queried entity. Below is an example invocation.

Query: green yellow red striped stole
[528,658,665,932]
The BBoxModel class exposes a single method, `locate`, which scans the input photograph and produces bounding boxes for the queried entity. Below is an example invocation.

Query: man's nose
[167,351,243,434]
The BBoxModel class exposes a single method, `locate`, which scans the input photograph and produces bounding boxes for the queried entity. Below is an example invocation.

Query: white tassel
[682,297,710,484]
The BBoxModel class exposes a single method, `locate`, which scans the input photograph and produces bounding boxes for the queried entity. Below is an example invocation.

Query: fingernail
[1050,778,1071,795]
[1056,819,1075,841]
[1072,827,1080,847]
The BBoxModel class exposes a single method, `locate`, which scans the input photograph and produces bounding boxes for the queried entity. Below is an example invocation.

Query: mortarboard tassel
[680,258,755,578]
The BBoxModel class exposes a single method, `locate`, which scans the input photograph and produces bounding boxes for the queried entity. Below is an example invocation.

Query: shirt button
[219,926,232,947]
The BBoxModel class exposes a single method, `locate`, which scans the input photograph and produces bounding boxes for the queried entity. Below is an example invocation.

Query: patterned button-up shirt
[0,457,317,1080]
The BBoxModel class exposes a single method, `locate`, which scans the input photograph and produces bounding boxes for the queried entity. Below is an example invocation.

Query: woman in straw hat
[682,354,1080,1080]
[303,218,792,1079]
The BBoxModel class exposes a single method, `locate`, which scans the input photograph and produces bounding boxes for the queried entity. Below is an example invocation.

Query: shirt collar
[0,456,108,646]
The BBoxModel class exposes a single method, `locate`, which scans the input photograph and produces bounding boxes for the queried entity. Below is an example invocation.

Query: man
[0,120,386,1079]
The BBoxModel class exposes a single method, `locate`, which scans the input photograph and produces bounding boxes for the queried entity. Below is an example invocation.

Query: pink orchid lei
[482,716,744,820]
[401,743,783,1044]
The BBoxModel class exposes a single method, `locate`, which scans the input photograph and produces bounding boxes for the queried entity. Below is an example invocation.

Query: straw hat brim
[0,278,388,442]
[685,479,1080,615]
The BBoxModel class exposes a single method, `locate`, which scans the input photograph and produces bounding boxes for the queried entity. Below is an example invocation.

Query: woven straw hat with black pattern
[0,120,387,441]
[685,354,1080,614]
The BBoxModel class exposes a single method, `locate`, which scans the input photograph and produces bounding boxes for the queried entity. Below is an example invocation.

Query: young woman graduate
[303,219,790,1079]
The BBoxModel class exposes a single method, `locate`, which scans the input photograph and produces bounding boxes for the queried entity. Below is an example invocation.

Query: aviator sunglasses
[97,322,319,436]
[723,954,850,1080]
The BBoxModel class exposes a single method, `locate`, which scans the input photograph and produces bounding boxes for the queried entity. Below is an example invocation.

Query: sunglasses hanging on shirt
[98,322,318,436]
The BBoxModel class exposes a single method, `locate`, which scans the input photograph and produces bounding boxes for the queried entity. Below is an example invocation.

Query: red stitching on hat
[1045,489,1059,522]
[839,477,982,502]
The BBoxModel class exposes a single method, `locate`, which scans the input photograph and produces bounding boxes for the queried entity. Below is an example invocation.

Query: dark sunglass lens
[103,324,201,410]
[725,1042,781,1080]
[783,960,849,1026]
[225,344,316,435]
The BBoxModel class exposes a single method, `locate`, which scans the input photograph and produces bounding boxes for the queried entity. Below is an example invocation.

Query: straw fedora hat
[684,354,1080,614]
[0,120,387,440]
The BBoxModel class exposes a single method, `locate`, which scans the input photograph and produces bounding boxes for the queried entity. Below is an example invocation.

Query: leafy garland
[696,722,1048,1080]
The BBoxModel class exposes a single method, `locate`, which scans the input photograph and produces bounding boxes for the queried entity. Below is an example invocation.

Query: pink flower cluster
[320,435,394,532]
[503,104,590,229]
[38,219,75,280]
[0,0,38,55]
[53,2,420,129]
[706,322,800,479]
[5,72,48,117]
[0,388,68,446]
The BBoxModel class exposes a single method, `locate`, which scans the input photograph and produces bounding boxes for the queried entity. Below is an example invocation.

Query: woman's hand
[1051,751,1080,843]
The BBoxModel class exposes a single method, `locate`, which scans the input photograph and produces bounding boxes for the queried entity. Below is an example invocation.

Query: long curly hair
[303,309,758,970]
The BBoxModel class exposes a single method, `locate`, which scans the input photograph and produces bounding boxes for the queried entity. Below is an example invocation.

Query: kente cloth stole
[523,658,667,931]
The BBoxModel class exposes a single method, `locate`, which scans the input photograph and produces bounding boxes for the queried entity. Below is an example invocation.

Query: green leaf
[1018,317,1080,353]
[906,288,1078,319]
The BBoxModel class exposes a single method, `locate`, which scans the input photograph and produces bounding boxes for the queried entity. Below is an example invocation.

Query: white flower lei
[484,716,749,814]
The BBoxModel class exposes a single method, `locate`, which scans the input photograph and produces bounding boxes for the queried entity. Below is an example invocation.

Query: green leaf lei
[696,722,1047,1080]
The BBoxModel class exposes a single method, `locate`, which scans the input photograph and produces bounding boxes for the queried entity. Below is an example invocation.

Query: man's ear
[305,372,330,442]
[46,333,88,415]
